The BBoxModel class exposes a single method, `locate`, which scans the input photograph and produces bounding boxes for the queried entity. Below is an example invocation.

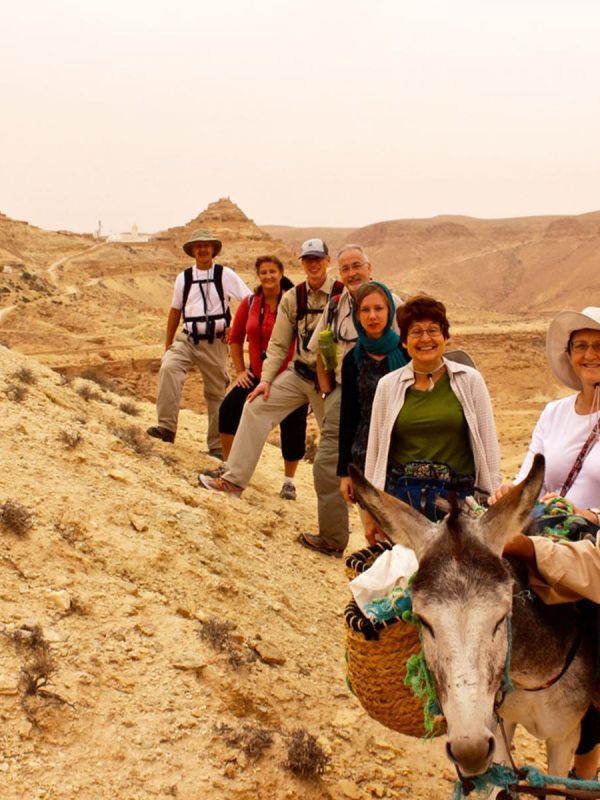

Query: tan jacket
[529,536,600,604]
[261,277,338,384]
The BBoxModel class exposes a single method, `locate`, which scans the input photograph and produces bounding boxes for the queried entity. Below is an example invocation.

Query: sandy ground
[0,315,561,800]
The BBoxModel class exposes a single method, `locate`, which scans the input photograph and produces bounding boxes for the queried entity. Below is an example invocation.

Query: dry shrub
[119,400,140,416]
[216,723,274,761]
[54,370,73,385]
[54,520,86,546]
[6,624,67,722]
[284,729,329,778]
[58,429,82,449]
[80,368,116,392]
[4,383,27,403]
[76,383,103,402]
[111,424,153,456]
[1,500,33,535]
[11,366,37,385]
[199,618,236,651]
[200,618,235,652]
[199,618,247,668]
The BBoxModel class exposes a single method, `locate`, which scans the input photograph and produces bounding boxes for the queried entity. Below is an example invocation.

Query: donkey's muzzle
[446,733,495,777]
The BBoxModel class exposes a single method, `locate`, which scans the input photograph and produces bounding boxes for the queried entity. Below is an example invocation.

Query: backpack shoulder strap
[212,264,231,326]
[331,279,344,298]
[295,282,308,323]
[182,267,194,315]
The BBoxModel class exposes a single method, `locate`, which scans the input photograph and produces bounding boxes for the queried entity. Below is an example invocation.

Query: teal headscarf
[352,282,407,371]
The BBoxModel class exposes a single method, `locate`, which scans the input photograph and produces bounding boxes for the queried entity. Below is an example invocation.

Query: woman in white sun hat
[491,305,600,779]
[492,306,600,518]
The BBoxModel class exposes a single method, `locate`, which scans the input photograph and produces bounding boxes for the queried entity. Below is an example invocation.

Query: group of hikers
[146,226,600,777]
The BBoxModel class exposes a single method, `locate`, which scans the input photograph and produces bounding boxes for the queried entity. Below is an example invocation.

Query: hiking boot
[198,475,243,497]
[297,532,344,558]
[147,426,175,443]
[207,448,224,460]
[279,482,297,501]
[199,465,227,480]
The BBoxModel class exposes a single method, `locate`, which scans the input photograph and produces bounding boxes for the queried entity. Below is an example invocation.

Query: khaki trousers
[223,370,349,548]
[155,333,229,451]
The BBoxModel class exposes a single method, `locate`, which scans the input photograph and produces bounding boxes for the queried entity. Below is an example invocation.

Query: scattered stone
[106,469,129,483]
[46,589,71,611]
[365,782,385,798]
[44,627,66,643]
[128,513,148,532]
[332,709,361,728]
[223,764,236,779]
[336,779,363,799]
[172,659,207,673]
[16,719,33,738]
[175,606,193,619]
[250,641,286,666]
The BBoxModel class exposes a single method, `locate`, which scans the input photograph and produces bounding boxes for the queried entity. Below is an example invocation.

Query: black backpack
[295,279,344,353]
[182,264,231,344]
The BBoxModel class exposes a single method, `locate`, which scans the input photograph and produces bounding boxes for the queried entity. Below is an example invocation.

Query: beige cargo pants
[155,332,229,451]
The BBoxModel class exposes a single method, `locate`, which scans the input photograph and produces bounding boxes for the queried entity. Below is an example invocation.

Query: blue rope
[453,762,600,798]
[502,615,514,694]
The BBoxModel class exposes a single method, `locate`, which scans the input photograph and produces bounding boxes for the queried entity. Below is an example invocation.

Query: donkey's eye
[419,618,435,639]
[493,616,507,637]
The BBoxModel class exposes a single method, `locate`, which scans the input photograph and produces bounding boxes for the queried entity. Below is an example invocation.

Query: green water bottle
[318,326,337,371]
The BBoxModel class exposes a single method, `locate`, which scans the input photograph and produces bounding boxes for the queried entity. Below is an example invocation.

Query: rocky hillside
[0,344,481,800]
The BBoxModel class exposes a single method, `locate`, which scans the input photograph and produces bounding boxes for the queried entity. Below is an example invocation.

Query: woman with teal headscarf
[338,281,407,503]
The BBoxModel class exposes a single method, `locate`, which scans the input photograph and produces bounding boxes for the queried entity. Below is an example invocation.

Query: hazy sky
[1,0,599,234]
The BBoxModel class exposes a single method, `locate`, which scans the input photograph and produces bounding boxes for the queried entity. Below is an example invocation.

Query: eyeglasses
[570,341,600,355]
[339,261,368,275]
[407,326,443,339]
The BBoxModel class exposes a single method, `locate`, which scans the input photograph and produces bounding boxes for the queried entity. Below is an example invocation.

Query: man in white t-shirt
[147,229,251,454]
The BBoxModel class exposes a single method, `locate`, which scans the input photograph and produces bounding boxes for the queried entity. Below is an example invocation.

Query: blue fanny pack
[385,461,475,522]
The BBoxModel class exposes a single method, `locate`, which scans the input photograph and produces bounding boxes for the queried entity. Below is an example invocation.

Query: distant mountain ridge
[264,211,600,312]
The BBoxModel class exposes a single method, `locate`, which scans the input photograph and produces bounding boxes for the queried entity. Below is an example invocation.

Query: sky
[1,0,599,234]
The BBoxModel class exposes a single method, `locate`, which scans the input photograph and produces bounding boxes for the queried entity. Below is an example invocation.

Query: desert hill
[0,199,300,402]
[264,210,600,312]
[159,198,296,273]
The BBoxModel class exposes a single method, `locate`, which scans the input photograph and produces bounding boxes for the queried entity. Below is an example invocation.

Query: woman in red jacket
[200,255,308,500]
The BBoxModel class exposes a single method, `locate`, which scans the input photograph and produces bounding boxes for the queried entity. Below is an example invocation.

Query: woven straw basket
[345,544,441,738]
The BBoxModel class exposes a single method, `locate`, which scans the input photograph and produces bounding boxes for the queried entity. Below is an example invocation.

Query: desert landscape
[0,197,595,800]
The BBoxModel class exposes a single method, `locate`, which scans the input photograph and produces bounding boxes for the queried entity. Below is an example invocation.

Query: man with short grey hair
[303,244,402,554]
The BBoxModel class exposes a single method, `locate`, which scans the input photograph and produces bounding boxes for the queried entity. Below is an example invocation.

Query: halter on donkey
[350,455,597,798]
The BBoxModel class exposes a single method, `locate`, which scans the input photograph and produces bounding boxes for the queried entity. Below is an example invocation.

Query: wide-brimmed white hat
[546,306,600,390]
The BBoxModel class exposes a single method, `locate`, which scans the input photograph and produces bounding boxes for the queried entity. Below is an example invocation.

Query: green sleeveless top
[389,371,475,477]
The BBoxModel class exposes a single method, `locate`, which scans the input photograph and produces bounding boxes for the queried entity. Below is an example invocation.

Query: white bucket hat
[546,306,600,390]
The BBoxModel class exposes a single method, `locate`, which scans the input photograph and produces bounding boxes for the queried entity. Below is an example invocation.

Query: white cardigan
[364,358,501,494]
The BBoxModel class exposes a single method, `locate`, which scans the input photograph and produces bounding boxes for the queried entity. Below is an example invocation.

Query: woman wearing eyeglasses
[490,308,600,780]
[491,306,600,522]
[364,294,500,531]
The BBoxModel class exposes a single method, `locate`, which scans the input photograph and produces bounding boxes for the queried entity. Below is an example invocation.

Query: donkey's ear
[479,454,545,556]
[349,465,440,560]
